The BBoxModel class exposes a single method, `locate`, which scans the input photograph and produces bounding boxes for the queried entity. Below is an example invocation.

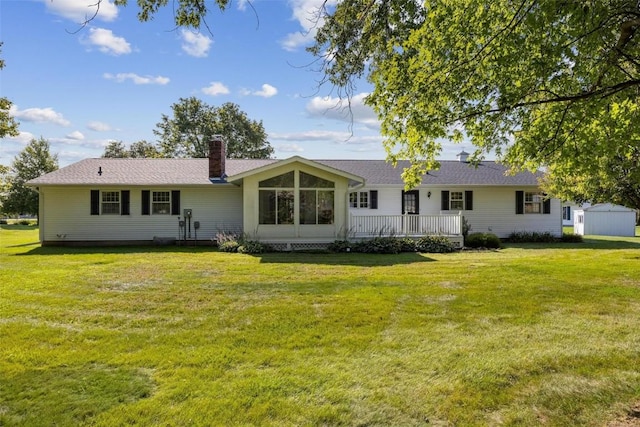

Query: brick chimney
[208,136,226,180]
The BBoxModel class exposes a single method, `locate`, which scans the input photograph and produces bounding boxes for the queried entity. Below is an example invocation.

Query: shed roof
[578,203,636,213]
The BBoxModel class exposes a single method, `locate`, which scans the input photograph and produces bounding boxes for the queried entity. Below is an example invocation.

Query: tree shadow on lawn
[15,245,436,266]
[504,236,640,250]
[255,251,436,266]
[14,244,219,256]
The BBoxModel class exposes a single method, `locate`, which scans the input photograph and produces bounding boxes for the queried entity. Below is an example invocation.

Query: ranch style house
[27,139,562,248]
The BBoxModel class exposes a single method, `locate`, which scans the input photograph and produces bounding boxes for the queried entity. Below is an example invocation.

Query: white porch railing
[349,213,462,237]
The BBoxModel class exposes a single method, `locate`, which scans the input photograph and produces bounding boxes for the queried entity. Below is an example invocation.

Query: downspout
[346,181,366,239]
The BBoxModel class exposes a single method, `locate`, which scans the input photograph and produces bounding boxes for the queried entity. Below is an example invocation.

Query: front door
[402,190,420,234]
[402,190,419,215]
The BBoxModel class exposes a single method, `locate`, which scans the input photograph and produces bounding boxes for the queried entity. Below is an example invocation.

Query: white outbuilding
[574,203,637,237]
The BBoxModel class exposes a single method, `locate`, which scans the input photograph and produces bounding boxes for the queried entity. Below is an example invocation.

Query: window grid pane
[259,190,276,224]
[152,191,171,215]
[101,191,120,215]
[524,192,542,214]
[277,190,294,224]
[359,192,369,208]
[349,192,358,208]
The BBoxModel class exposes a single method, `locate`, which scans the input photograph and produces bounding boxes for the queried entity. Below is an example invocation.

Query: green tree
[1,42,20,139]
[0,164,11,216]
[129,140,160,158]
[102,140,162,158]
[107,0,228,29]
[2,138,58,217]
[102,141,128,158]
[154,97,274,159]
[309,1,640,188]
[542,142,640,210]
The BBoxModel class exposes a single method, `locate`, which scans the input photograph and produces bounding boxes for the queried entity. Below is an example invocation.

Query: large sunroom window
[259,171,295,224]
[300,172,335,225]
[258,171,335,225]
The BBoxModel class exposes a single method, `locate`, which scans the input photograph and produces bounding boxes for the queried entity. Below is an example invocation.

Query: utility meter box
[183,209,192,218]
[194,221,200,229]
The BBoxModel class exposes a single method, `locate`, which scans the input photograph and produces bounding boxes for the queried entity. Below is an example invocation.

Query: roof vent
[456,150,469,162]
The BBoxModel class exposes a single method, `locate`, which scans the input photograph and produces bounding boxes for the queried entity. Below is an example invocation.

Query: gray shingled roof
[317,160,542,186]
[27,157,541,187]
[27,158,276,186]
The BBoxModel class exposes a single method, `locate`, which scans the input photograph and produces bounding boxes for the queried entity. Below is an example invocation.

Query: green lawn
[2,226,640,426]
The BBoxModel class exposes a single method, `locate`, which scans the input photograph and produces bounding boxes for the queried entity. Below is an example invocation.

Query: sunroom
[228,157,364,244]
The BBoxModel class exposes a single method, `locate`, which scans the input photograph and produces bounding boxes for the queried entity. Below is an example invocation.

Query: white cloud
[242,84,278,98]
[202,82,230,96]
[10,105,70,126]
[87,121,113,132]
[306,93,379,129]
[277,144,304,153]
[44,0,118,23]
[5,131,36,144]
[66,131,85,140]
[103,73,170,85]
[49,136,109,149]
[281,0,338,51]
[271,130,350,143]
[86,28,131,55]
[180,30,212,57]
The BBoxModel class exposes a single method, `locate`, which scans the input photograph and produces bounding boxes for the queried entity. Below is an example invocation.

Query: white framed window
[525,192,543,214]
[101,191,120,215]
[349,191,369,208]
[450,191,464,210]
[562,206,571,221]
[152,191,171,215]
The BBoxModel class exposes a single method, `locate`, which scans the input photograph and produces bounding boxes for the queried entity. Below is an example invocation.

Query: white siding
[349,186,562,238]
[38,186,242,243]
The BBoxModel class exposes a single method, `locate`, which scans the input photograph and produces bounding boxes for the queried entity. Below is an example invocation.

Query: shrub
[415,236,457,253]
[218,241,240,253]
[215,230,242,245]
[561,233,583,243]
[465,232,502,249]
[328,240,353,253]
[398,237,417,252]
[18,219,33,226]
[237,240,269,254]
[508,231,557,243]
[353,237,402,254]
[462,216,472,238]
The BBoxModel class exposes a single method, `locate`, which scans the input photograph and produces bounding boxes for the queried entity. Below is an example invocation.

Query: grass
[1,225,640,426]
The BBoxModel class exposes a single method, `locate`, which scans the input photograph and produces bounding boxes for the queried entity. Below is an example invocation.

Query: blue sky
[1,0,467,167]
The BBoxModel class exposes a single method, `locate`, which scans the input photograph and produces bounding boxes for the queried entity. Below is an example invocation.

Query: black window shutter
[120,190,130,215]
[141,190,150,215]
[516,191,524,214]
[441,191,450,211]
[369,190,378,209]
[171,190,181,215]
[543,197,551,214]
[465,190,473,211]
[90,190,100,215]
